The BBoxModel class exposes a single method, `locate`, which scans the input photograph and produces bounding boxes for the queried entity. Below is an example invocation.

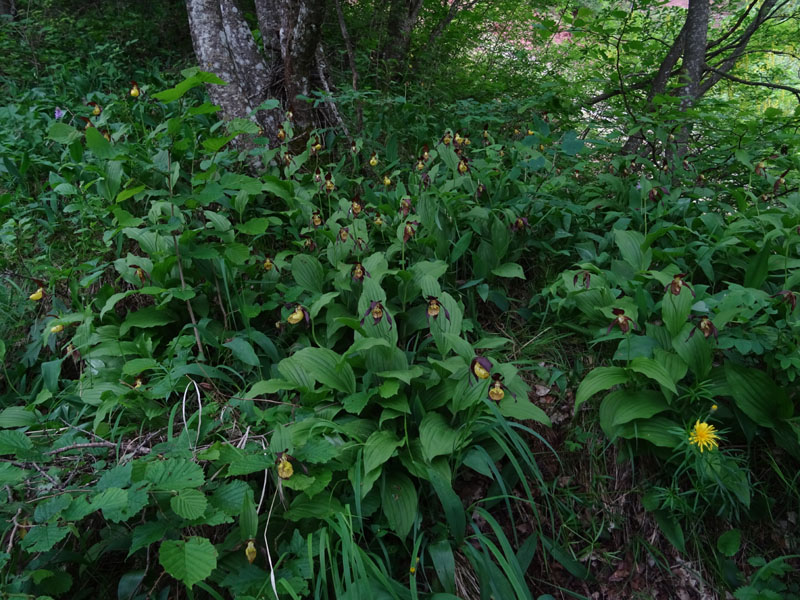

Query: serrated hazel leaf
[0,430,34,456]
[21,524,70,552]
[158,537,217,588]
[144,459,205,490]
[170,489,208,520]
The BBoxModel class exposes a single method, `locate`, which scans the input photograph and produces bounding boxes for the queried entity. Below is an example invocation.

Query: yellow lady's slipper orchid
[129,81,140,97]
[245,540,257,564]
[277,454,294,479]
[383,176,391,186]
[287,306,306,325]
[50,324,64,334]
[489,381,505,401]
[470,357,492,381]
[29,287,44,301]
[369,152,378,167]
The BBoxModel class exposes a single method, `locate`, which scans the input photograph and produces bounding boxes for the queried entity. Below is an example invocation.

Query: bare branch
[704,66,800,102]
[706,0,759,50]
[426,0,479,48]
[698,0,779,96]
[45,441,116,455]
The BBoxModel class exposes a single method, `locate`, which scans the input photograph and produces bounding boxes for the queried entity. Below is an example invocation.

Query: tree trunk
[616,0,782,157]
[185,0,331,147]
[380,0,424,70]
[0,0,16,18]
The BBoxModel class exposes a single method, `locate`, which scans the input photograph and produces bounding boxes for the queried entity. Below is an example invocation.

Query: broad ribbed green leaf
[292,254,324,293]
[223,338,260,367]
[420,413,461,461]
[91,487,128,515]
[574,367,629,412]
[614,229,651,271]
[427,466,465,544]
[240,492,258,541]
[498,397,552,426]
[491,262,525,279]
[672,329,711,378]
[34,494,72,523]
[599,390,669,439]
[153,70,226,102]
[652,510,685,552]
[85,125,115,159]
[171,489,207,520]
[725,363,792,428]
[48,122,81,144]
[628,357,677,393]
[0,430,33,456]
[661,288,693,337]
[0,406,36,428]
[363,430,402,476]
[121,358,159,376]
[119,307,173,336]
[616,416,681,448]
[21,524,70,552]
[129,520,170,557]
[236,217,270,235]
[144,459,205,490]
[381,472,418,538]
[717,529,742,557]
[277,356,316,391]
[158,537,217,588]
[291,347,355,393]
[244,379,295,397]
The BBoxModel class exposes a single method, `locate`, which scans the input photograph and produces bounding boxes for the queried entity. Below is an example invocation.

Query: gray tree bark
[185,0,330,145]
[617,0,784,157]
[0,0,16,17]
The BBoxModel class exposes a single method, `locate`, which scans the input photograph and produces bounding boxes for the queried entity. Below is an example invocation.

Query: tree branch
[704,66,800,102]
[335,0,362,132]
[698,0,779,97]
[706,0,759,50]
[426,0,479,49]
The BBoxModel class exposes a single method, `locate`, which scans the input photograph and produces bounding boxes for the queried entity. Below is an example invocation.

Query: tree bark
[186,0,331,147]
[380,0,424,68]
[677,0,710,107]
[614,0,783,157]
[0,0,15,17]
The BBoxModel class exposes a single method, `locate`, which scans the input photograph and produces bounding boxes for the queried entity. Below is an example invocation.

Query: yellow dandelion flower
[689,420,719,453]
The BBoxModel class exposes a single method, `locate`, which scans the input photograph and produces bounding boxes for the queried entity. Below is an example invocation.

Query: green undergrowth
[1,46,799,600]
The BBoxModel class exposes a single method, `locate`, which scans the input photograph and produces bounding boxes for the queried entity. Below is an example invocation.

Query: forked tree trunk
[616,0,783,157]
[185,0,330,146]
